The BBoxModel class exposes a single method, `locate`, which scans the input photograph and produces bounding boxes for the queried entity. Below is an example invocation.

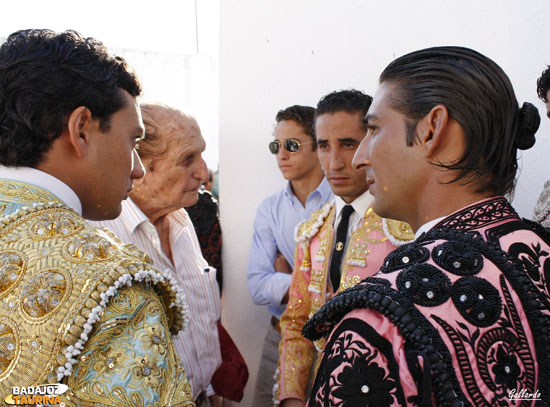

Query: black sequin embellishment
[380,243,430,273]
[451,277,501,327]
[396,264,452,307]
[432,241,483,276]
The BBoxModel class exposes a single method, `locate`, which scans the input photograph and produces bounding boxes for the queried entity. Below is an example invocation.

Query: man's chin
[183,195,199,208]
[373,200,402,222]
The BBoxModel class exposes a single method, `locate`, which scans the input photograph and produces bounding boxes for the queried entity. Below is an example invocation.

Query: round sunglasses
[269,138,316,154]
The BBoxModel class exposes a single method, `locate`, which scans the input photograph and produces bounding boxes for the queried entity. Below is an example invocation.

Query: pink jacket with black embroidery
[276,200,414,403]
[304,197,550,407]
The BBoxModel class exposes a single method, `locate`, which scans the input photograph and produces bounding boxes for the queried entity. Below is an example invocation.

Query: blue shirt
[247,178,333,319]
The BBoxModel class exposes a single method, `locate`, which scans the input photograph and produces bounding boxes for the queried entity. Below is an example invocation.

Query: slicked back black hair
[380,46,539,195]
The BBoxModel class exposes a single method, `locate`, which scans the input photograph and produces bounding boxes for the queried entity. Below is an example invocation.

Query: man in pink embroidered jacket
[276,90,414,406]
[303,47,550,407]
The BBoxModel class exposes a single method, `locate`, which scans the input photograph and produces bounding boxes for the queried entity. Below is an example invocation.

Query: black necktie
[329,204,354,291]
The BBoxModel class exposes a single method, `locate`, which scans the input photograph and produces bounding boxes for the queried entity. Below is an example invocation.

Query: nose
[328,149,345,171]
[131,149,146,180]
[276,145,289,160]
[196,157,209,183]
[352,133,370,171]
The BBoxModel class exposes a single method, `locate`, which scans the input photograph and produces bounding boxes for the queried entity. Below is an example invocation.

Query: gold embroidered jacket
[276,201,413,403]
[0,180,194,406]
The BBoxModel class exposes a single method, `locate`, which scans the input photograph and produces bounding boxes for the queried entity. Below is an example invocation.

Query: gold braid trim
[0,202,188,391]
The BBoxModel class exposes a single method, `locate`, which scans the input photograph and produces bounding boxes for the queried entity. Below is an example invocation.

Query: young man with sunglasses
[275,90,414,407]
[248,105,333,407]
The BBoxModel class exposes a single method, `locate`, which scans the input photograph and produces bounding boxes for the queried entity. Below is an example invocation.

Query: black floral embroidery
[309,318,407,407]
[434,197,517,231]
[306,198,550,407]
[396,263,452,307]
[380,243,430,273]
[432,241,483,276]
[451,276,501,327]
[332,352,396,407]
[491,344,521,391]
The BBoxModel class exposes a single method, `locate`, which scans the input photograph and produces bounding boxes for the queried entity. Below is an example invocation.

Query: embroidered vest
[295,201,414,322]
[0,180,193,406]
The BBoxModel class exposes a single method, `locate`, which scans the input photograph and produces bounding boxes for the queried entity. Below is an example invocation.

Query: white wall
[219,1,550,405]
[117,49,219,170]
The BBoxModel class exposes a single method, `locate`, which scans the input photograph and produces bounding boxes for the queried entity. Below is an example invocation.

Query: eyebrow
[364,113,379,125]
[338,137,359,143]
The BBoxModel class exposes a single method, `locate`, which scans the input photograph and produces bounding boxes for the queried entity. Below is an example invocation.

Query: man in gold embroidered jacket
[276,90,414,406]
[0,29,194,406]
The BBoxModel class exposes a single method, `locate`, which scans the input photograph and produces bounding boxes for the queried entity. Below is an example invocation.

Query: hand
[281,398,305,407]
[274,252,292,274]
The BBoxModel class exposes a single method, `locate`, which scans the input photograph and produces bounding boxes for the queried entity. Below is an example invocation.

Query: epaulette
[382,218,415,246]
[294,200,335,243]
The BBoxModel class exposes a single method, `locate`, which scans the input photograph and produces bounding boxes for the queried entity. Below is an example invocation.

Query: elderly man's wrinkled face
[131,117,208,215]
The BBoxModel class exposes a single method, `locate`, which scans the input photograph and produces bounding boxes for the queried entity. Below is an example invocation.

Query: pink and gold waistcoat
[275,200,413,403]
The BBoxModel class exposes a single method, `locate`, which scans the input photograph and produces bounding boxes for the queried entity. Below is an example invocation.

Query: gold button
[335,242,344,251]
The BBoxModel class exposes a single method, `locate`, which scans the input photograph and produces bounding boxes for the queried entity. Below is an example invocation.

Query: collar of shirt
[334,190,374,230]
[116,198,191,263]
[0,165,82,215]
[283,177,333,207]
[117,197,154,234]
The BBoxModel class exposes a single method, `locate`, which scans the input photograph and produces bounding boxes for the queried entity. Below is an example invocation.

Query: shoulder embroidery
[382,218,415,246]
[294,200,334,243]
[0,202,189,384]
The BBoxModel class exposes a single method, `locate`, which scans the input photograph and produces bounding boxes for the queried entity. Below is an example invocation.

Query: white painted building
[219,1,550,405]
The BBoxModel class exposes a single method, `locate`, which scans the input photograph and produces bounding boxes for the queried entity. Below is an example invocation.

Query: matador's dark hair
[0,29,141,167]
[380,46,539,195]
[315,89,373,131]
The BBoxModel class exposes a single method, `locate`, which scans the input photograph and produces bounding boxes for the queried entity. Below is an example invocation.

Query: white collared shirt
[92,198,221,399]
[332,190,374,259]
[334,190,374,236]
[0,165,82,215]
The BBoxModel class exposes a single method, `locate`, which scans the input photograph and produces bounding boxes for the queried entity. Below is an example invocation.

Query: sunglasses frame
[269,138,316,154]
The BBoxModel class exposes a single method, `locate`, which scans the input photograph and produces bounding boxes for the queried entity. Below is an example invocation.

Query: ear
[65,106,98,158]
[417,104,449,158]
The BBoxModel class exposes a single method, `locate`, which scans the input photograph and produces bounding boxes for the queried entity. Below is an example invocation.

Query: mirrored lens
[269,141,280,154]
[284,139,300,153]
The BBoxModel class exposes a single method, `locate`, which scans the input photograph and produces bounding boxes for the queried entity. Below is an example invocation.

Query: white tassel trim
[294,201,334,243]
[382,218,412,246]
[56,268,190,381]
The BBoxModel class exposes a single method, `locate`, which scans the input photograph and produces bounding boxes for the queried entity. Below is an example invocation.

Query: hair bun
[516,102,540,150]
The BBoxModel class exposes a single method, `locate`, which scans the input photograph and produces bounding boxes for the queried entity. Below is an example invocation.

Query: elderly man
[94,104,221,406]
[0,29,193,406]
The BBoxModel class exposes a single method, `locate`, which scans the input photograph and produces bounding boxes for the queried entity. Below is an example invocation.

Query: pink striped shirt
[92,198,221,399]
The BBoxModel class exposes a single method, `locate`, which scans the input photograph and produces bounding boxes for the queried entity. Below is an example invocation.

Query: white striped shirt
[92,198,221,399]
